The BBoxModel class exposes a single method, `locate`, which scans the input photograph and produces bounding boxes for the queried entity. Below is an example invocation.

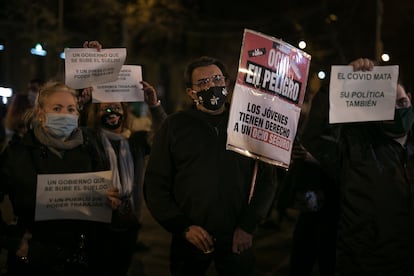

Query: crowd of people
[0,37,413,276]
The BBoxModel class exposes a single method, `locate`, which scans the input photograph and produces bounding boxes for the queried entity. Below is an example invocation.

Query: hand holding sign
[83,40,103,51]
[142,81,160,107]
[349,57,375,72]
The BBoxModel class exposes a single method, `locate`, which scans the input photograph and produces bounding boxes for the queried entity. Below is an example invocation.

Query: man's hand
[232,227,252,254]
[349,58,374,72]
[183,225,214,253]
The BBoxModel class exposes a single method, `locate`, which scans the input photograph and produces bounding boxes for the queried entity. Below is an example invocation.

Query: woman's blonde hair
[25,81,79,125]
[35,82,78,109]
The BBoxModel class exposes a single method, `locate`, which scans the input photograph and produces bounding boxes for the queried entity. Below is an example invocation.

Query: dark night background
[0,0,413,113]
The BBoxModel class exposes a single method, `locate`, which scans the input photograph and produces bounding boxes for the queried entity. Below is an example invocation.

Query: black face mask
[381,106,414,137]
[100,111,123,130]
[195,86,228,111]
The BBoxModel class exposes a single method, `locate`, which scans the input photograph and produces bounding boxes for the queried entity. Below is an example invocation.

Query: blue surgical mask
[45,113,79,138]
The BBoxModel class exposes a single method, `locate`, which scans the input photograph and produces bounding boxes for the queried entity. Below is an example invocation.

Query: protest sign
[92,65,143,103]
[227,29,311,168]
[35,170,112,223]
[329,65,399,123]
[65,48,126,89]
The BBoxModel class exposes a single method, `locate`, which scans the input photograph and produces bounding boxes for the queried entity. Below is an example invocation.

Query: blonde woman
[0,81,120,275]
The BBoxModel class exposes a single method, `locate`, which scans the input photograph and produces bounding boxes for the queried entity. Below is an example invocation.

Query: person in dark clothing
[2,93,34,153]
[85,80,167,275]
[285,83,339,276]
[0,81,121,276]
[287,141,339,276]
[301,58,414,276]
[144,56,278,276]
[27,78,45,106]
[0,102,5,150]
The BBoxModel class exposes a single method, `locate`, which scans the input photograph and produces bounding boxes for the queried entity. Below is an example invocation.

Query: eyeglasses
[100,106,122,113]
[193,75,226,90]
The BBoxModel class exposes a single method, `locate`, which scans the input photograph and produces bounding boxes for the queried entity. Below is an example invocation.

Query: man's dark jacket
[144,106,278,240]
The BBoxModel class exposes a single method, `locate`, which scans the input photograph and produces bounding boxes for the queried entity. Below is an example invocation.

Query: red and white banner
[227,29,311,168]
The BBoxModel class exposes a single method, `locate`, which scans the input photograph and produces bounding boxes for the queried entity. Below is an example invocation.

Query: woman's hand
[78,87,93,107]
[107,187,121,210]
[78,41,101,106]
[83,40,102,51]
[16,231,32,262]
[142,81,160,107]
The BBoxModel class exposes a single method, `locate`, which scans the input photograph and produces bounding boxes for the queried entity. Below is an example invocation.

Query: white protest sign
[227,29,311,168]
[92,65,143,103]
[65,48,127,89]
[35,170,113,223]
[228,84,301,167]
[329,65,399,123]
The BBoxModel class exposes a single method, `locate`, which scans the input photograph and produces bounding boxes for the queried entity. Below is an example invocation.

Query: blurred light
[30,43,47,56]
[239,68,253,74]
[381,53,390,62]
[60,52,65,59]
[0,87,13,105]
[298,41,307,49]
[326,14,338,24]
[318,71,326,80]
[329,14,338,21]
[0,44,4,51]
[0,87,13,97]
